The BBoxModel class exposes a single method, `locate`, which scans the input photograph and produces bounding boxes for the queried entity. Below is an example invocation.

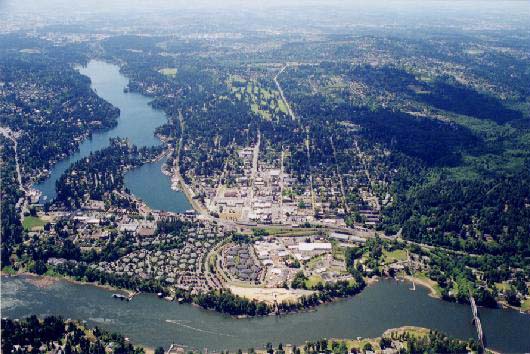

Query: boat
[112,293,128,300]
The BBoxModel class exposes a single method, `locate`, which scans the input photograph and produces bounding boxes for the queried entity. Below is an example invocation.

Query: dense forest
[1,316,145,354]
[279,60,530,264]
[55,139,161,209]
[0,136,24,267]
[0,47,120,181]
[385,163,530,256]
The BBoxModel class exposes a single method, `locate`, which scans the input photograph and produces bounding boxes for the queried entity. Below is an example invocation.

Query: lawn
[22,216,46,231]
[253,227,316,237]
[332,243,345,261]
[228,77,285,120]
[306,255,324,269]
[158,68,177,77]
[305,275,324,289]
[277,100,288,113]
[383,249,407,264]
[1,266,16,274]
[495,282,510,292]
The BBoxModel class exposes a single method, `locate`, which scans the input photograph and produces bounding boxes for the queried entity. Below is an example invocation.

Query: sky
[0,0,528,33]
[1,0,528,14]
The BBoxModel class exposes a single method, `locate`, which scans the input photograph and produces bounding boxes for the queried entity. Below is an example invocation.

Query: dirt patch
[403,275,440,298]
[229,285,314,304]
[25,275,58,288]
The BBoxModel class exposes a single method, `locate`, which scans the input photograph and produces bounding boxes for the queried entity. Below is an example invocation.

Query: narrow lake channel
[34,60,191,213]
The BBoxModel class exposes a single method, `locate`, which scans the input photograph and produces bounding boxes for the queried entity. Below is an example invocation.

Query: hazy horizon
[1,0,529,35]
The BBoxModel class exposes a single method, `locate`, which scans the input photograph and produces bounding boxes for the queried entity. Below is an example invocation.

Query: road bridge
[469,291,486,353]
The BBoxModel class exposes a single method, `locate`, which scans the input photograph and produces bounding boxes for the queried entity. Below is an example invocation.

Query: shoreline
[402,274,530,315]
[1,271,525,353]
[402,274,440,299]
[1,271,136,297]
[5,270,528,317]
[2,270,371,316]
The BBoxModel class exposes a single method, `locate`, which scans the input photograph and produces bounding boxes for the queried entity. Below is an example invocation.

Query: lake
[34,60,191,213]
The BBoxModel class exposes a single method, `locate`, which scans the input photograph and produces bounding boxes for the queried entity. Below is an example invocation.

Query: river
[2,275,529,352]
[34,60,191,213]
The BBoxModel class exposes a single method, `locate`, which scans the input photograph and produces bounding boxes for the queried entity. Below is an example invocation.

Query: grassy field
[305,275,324,289]
[228,76,288,121]
[332,243,345,261]
[305,255,324,269]
[252,226,316,237]
[158,68,177,77]
[22,216,46,231]
[495,282,511,292]
[1,266,17,274]
[383,249,407,264]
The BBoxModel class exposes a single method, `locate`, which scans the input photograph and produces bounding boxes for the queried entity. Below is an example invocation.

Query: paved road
[274,64,298,122]
[1,126,27,220]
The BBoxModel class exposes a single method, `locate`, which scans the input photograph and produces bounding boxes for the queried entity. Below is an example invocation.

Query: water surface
[125,157,191,212]
[34,60,191,213]
[2,276,529,352]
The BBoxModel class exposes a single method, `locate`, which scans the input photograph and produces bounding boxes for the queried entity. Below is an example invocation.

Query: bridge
[469,291,486,353]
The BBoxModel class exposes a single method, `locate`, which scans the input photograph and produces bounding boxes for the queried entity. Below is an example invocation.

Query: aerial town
[2,1,530,352]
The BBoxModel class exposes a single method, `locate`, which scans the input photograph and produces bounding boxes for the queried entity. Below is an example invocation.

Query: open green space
[22,216,46,231]
[383,249,407,264]
[158,68,177,77]
[305,274,324,289]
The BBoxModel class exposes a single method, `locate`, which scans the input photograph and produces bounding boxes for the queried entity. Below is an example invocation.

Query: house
[137,226,156,237]
[47,257,67,266]
[119,223,138,234]
[297,242,332,252]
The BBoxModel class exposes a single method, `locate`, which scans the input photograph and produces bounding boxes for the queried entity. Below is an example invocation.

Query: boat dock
[112,291,139,302]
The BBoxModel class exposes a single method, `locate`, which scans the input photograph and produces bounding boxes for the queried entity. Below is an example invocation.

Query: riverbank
[4,274,530,352]
[2,268,377,318]
[171,110,210,217]
[34,60,168,203]
[402,273,530,315]
[0,268,428,318]
[248,326,477,354]
[1,270,136,298]
[402,274,441,299]
[497,298,530,315]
